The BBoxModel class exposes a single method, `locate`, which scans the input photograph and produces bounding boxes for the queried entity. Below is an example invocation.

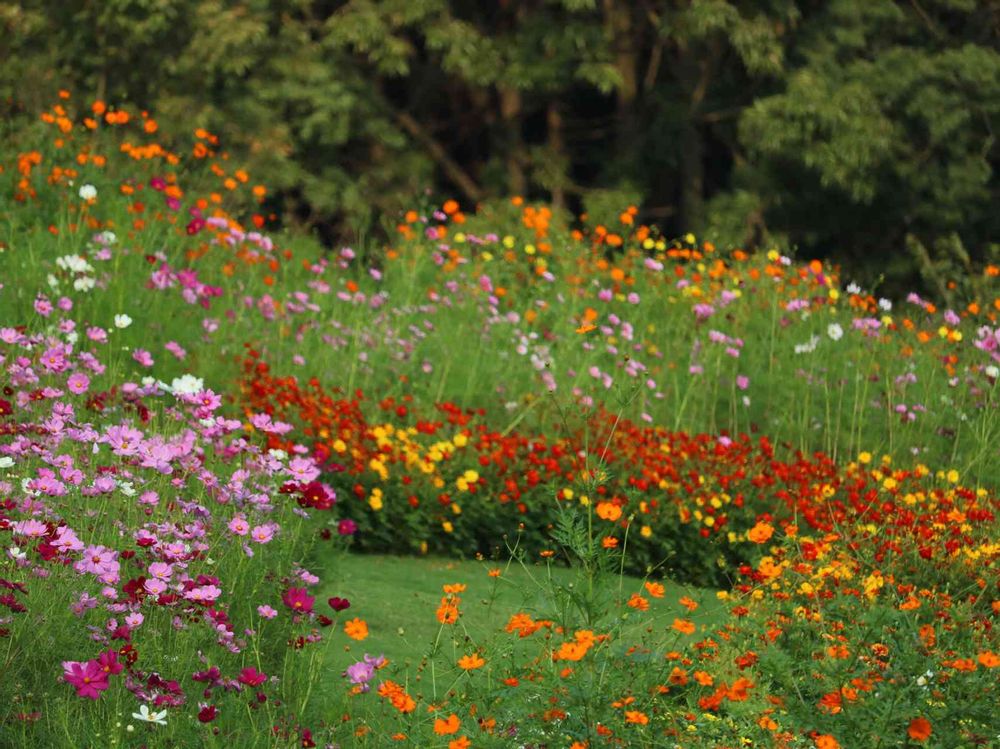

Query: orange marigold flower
[434,714,461,735]
[672,618,696,635]
[907,717,932,742]
[644,581,665,598]
[344,617,368,641]
[747,521,774,544]
[624,710,648,725]
[458,653,485,670]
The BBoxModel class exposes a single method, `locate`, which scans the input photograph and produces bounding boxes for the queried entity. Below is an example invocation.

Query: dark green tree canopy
[2,0,997,294]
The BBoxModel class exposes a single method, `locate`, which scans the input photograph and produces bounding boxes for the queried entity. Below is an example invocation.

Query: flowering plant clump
[0,91,997,746]
[0,313,361,743]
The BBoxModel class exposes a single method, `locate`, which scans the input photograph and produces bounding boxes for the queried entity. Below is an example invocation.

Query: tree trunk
[499,85,527,196]
[679,119,704,232]
[547,100,566,212]
[603,0,639,164]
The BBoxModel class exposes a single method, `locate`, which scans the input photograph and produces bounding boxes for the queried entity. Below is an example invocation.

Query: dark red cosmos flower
[198,704,218,723]
[300,728,316,748]
[327,596,350,612]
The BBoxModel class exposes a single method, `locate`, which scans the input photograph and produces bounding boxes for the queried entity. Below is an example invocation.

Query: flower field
[1,93,998,748]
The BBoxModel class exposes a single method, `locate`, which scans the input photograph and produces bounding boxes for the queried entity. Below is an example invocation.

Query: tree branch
[394,110,485,203]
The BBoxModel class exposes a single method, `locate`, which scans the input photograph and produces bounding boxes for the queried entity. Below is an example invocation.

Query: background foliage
[3,0,998,293]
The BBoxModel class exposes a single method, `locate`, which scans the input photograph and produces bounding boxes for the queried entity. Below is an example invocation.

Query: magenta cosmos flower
[281,587,314,614]
[63,660,110,699]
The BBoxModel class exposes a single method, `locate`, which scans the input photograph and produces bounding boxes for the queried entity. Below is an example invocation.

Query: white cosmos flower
[0,457,14,469]
[985,365,999,379]
[131,704,168,725]
[78,184,97,201]
[114,314,133,329]
[878,298,892,311]
[846,282,862,295]
[170,374,204,395]
[827,323,844,341]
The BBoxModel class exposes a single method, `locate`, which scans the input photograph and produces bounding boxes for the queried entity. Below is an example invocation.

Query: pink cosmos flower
[132,349,154,367]
[228,516,250,536]
[164,341,187,360]
[104,425,144,456]
[63,660,110,699]
[257,605,277,619]
[12,519,48,538]
[34,296,53,317]
[184,585,222,604]
[67,372,90,394]
[250,524,274,544]
[286,457,320,483]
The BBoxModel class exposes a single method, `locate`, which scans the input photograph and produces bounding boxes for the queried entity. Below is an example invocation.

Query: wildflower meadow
[0,93,997,749]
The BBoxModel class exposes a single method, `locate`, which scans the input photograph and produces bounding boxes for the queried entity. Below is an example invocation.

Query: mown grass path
[322,553,720,669]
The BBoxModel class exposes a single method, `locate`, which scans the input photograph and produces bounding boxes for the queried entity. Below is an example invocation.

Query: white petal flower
[79,184,97,201]
[131,704,168,725]
[114,314,133,329]
[827,323,844,341]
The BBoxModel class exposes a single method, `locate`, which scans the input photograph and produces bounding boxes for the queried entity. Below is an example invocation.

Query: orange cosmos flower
[458,653,485,670]
[644,581,665,598]
[907,717,932,742]
[747,521,774,544]
[978,651,999,668]
[627,594,649,611]
[672,618,696,635]
[443,583,466,594]
[434,714,461,735]
[344,617,368,640]
[437,601,460,624]
[624,711,649,725]
[693,670,714,686]
[814,735,841,749]
[596,502,622,522]
[679,596,698,612]
[448,737,471,749]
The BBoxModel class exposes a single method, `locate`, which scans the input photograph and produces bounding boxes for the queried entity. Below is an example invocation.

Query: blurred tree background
[2,0,998,294]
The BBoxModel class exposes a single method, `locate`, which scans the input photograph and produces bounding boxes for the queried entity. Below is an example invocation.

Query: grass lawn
[321,552,724,669]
